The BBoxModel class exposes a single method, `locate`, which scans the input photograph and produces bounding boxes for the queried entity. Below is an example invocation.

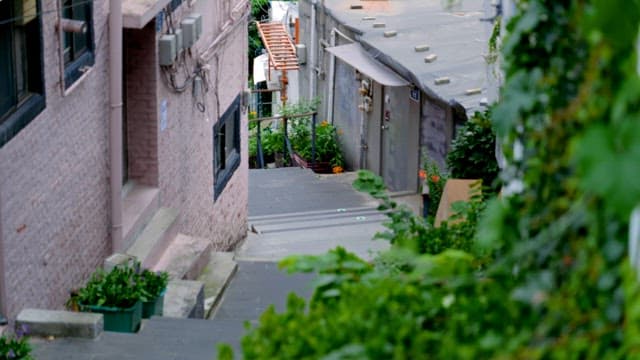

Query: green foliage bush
[446,111,499,193]
[249,98,345,168]
[138,269,169,299]
[76,266,143,309]
[354,170,482,255]
[220,0,640,358]
[0,328,32,360]
[74,265,169,309]
[421,157,447,219]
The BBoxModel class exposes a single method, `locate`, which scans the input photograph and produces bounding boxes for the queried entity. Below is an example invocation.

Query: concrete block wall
[420,96,451,170]
[0,0,112,320]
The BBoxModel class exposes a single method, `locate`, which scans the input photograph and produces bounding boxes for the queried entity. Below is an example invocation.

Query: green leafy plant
[76,266,144,309]
[300,120,345,168]
[279,247,373,303]
[421,156,447,219]
[446,111,499,193]
[0,326,32,360]
[259,126,285,159]
[355,170,482,255]
[138,269,169,300]
[248,0,269,78]
[220,1,640,358]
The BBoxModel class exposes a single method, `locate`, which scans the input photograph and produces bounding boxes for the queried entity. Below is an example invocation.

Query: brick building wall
[155,1,249,249]
[0,0,250,320]
[125,24,159,187]
[0,0,112,319]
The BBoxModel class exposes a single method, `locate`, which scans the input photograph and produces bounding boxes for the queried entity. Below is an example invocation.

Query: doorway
[379,86,420,193]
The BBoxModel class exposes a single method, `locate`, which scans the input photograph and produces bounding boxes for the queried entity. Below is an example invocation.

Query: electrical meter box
[188,13,202,40]
[174,28,183,53]
[296,44,307,65]
[181,18,197,48]
[159,34,177,66]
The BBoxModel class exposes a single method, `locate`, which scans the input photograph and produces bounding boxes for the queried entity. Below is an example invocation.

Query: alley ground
[33,168,413,359]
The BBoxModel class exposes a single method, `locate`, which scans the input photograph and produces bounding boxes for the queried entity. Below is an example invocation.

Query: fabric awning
[326,43,409,87]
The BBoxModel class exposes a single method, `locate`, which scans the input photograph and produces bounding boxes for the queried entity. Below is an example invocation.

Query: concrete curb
[16,309,103,339]
[197,252,238,319]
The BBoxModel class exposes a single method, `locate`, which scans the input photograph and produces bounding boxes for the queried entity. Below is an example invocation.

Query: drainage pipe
[326,28,354,125]
[109,0,123,252]
[309,0,317,100]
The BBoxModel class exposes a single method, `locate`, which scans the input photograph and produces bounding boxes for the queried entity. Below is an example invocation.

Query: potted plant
[138,269,169,319]
[75,265,144,333]
[297,120,345,173]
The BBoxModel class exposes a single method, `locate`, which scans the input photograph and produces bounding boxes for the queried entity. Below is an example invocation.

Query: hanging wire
[0,0,95,26]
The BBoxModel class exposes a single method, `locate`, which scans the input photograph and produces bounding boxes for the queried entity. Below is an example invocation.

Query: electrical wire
[0,0,95,26]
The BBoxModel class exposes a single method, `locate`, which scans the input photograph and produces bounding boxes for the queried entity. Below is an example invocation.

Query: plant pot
[292,153,333,174]
[309,161,333,174]
[274,152,285,167]
[142,291,165,319]
[80,301,142,333]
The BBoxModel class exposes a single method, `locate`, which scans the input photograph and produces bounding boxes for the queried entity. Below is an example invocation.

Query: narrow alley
[32,168,395,359]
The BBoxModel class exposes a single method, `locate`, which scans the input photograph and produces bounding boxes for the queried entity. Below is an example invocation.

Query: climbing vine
[220,1,640,358]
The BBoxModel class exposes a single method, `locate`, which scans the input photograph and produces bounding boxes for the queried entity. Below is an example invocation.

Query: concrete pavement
[33,168,401,359]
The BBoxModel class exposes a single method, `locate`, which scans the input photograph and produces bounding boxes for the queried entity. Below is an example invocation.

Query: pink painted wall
[0,0,249,320]
[0,0,112,320]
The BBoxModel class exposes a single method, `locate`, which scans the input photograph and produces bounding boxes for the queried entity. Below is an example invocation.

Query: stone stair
[125,207,179,269]
[248,206,386,234]
[197,252,237,318]
[118,185,238,321]
[152,233,212,281]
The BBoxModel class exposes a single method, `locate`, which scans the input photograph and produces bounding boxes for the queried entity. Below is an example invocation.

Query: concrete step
[196,252,237,319]
[16,309,103,339]
[122,183,160,251]
[152,233,212,281]
[249,207,387,234]
[163,280,205,319]
[248,205,380,224]
[126,208,179,268]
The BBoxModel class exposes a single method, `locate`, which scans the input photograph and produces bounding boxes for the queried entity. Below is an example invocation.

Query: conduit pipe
[309,0,317,100]
[326,28,354,125]
[109,0,123,252]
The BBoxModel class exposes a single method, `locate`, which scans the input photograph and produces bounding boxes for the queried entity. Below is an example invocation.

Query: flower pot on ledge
[142,290,166,319]
[292,153,333,174]
[80,301,142,333]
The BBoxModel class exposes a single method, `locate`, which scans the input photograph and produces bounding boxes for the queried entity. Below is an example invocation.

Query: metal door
[380,86,420,192]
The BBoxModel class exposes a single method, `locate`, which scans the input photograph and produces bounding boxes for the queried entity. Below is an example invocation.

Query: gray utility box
[181,18,197,48]
[159,34,177,65]
[296,44,307,65]
[181,13,202,48]
[174,28,183,53]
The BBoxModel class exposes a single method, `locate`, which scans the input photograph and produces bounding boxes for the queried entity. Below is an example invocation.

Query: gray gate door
[380,86,420,192]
